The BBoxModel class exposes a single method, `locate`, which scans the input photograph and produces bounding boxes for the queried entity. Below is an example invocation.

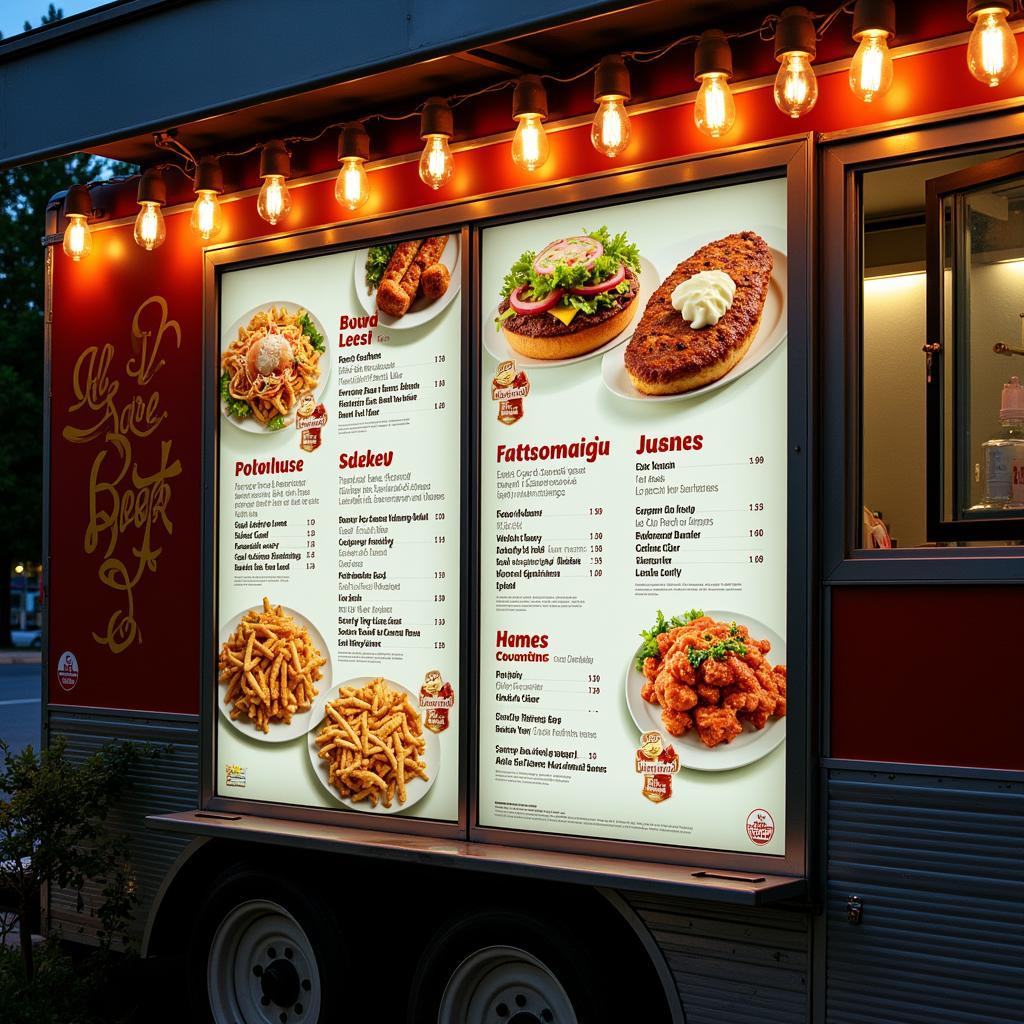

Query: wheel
[408,906,640,1024]
[188,867,348,1024]
[30,635,41,649]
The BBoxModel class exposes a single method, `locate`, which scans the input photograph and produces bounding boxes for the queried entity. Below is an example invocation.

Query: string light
[133,168,167,250]
[511,76,550,171]
[773,7,819,118]
[849,0,895,102]
[190,156,224,240]
[419,97,455,190]
[591,55,632,157]
[966,1,1018,87]
[257,141,292,225]
[693,30,736,138]
[335,122,370,211]
[61,185,93,261]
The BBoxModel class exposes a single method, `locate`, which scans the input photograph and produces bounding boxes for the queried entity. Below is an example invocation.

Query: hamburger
[496,227,642,360]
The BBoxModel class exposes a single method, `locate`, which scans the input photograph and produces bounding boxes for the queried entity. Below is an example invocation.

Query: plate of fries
[307,677,439,813]
[217,599,330,743]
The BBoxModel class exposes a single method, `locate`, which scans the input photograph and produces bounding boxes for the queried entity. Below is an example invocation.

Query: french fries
[314,678,428,808]
[218,598,325,733]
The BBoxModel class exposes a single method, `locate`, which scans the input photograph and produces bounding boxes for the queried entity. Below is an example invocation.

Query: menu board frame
[201,221,474,839]
[196,137,812,875]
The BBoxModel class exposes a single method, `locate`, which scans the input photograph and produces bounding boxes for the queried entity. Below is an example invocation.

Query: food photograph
[354,232,462,328]
[217,598,330,743]
[625,609,787,772]
[483,225,659,368]
[307,676,439,813]
[220,303,328,431]
[602,228,788,402]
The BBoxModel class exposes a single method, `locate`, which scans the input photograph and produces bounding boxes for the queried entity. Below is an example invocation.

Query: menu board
[478,179,789,854]
[216,234,461,822]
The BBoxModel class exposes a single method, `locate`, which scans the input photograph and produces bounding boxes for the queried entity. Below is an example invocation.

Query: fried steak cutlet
[624,232,772,395]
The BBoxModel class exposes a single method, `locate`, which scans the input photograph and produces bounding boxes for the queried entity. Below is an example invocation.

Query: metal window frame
[197,136,815,879]
[820,107,1024,582]
[925,150,1024,542]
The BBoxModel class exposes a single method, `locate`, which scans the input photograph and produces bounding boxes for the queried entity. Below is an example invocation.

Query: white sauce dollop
[255,333,288,375]
[670,269,736,329]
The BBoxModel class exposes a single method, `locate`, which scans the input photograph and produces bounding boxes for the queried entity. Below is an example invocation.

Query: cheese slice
[548,304,578,326]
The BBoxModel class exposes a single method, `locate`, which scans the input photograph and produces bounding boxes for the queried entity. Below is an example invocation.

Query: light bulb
[850,30,894,102]
[419,134,454,190]
[967,7,1018,87]
[591,98,631,157]
[190,190,223,240]
[62,214,92,261]
[257,175,291,225]
[694,73,736,138]
[335,157,369,211]
[133,201,166,251]
[511,113,549,171]
[774,52,818,118]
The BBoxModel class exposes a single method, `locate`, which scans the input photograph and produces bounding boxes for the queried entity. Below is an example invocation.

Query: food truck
[9,0,1023,1019]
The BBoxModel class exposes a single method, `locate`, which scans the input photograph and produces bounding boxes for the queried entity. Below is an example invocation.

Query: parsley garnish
[686,637,747,670]
[267,415,286,431]
[366,243,398,289]
[220,371,251,419]
[297,311,325,354]
[634,609,704,671]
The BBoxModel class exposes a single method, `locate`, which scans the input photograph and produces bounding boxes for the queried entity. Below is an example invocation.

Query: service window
[859,147,1024,548]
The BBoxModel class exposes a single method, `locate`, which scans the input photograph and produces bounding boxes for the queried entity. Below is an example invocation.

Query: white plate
[482,256,661,370]
[216,604,332,744]
[306,677,440,814]
[220,301,330,433]
[353,235,462,330]
[624,610,786,772]
[601,232,788,402]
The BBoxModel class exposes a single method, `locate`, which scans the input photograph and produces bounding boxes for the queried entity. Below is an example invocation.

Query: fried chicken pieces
[640,615,786,748]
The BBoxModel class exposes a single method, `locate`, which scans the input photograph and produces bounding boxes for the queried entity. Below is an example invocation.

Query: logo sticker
[419,669,456,733]
[491,360,530,426]
[56,651,79,692]
[634,730,679,803]
[224,764,247,788]
[746,808,775,845]
[296,396,328,452]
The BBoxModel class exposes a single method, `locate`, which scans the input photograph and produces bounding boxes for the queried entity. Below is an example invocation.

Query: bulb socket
[967,0,1011,19]
[420,97,454,140]
[137,168,166,206]
[512,75,548,120]
[260,140,291,180]
[852,0,896,39]
[63,184,92,220]
[594,54,631,102]
[338,122,370,163]
[193,156,223,195]
[694,30,733,80]
[775,7,817,59]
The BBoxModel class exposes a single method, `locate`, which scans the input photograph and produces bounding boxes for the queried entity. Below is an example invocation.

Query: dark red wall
[830,586,1024,771]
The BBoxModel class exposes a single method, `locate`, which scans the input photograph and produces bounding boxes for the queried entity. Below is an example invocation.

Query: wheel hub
[261,958,301,1008]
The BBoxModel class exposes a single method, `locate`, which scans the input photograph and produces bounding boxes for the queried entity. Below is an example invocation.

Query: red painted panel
[48,221,202,713]
[831,586,1024,771]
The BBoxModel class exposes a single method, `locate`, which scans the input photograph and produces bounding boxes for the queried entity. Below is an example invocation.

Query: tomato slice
[569,262,625,296]
[533,236,604,275]
[509,285,564,315]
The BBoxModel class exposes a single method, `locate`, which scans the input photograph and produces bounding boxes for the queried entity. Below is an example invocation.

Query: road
[0,662,42,761]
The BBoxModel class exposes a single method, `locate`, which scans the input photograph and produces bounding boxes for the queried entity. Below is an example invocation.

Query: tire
[30,636,41,649]
[186,866,350,1024]
[407,905,638,1024]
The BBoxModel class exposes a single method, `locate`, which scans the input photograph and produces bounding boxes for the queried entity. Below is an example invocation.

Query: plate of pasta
[220,302,328,433]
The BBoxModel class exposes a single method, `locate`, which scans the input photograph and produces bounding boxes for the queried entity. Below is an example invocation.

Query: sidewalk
[0,650,42,665]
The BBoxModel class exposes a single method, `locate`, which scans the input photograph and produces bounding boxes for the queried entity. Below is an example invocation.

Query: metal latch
[922,343,941,383]
[847,895,863,925]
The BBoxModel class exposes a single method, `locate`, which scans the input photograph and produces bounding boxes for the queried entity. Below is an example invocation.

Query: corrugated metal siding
[625,893,810,1023]
[827,768,1024,1024]
[46,709,199,947]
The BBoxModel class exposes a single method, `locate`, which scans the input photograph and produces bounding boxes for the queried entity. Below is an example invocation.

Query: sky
[0,0,111,40]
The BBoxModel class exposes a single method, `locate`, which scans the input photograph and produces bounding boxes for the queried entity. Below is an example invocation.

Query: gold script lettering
[62,296,183,653]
